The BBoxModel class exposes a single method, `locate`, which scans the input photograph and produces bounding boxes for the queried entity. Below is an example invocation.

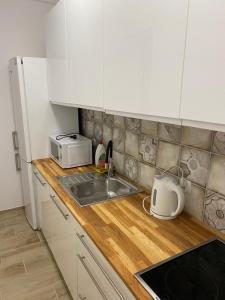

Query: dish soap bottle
[95,140,106,169]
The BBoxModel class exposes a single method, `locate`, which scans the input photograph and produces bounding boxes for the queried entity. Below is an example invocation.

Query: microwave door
[50,140,60,161]
[68,144,90,167]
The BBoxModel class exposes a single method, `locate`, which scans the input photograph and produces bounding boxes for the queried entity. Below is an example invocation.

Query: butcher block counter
[33,158,224,300]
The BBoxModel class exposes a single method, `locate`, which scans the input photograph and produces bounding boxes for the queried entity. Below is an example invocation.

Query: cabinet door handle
[76,233,125,299]
[78,294,87,300]
[50,195,69,220]
[33,171,46,186]
[15,153,21,171]
[12,131,19,150]
[77,254,107,300]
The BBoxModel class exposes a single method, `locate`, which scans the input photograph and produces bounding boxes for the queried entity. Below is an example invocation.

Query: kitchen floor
[0,207,72,300]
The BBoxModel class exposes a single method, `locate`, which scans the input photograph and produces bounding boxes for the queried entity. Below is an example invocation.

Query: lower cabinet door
[77,255,105,300]
[48,189,77,300]
[41,188,54,245]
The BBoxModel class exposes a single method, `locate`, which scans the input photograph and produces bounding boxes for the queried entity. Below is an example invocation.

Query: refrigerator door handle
[12,131,19,150]
[15,153,21,171]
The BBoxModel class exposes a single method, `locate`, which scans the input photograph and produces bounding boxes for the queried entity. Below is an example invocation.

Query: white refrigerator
[9,57,78,229]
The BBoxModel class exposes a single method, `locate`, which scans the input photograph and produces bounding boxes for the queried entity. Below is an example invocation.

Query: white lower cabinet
[76,233,124,300]
[48,188,77,300]
[32,166,48,229]
[75,227,135,300]
[77,255,105,300]
[34,168,135,300]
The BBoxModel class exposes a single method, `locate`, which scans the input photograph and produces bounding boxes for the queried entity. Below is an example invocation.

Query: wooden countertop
[33,158,224,300]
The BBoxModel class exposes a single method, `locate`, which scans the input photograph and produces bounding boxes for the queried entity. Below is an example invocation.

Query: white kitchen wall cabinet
[66,0,104,110]
[103,0,188,120]
[46,0,70,103]
[181,0,225,126]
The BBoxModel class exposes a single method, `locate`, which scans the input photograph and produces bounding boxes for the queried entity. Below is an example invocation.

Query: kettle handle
[168,182,185,217]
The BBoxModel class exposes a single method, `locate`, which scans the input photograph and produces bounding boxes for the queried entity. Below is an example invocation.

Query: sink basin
[56,172,141,207]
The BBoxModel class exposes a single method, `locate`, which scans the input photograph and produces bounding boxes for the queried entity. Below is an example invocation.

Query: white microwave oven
[49,134,92,168]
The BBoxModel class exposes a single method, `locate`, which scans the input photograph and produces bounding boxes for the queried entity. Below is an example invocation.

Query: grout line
[36,230,43,243]
[53,287,59,300]
[22,260,28,274]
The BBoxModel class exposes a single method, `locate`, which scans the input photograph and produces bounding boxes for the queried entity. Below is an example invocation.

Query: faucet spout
[105,140,113,177]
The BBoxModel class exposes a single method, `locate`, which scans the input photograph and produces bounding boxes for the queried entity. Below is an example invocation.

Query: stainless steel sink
[56,172,141,207]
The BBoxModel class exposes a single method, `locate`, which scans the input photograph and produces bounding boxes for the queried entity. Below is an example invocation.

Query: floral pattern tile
[180,147,210,187]
[208,154,225,196]
[125,117,141,134]
[141,120,158,137]
[184,183,205,221]
[114,115,125,128]
[94,111,103,123]
[113,127,125,153]
[125,155,138,181]
[156,141,180,175]
[85,121,94,139]
[138,162,155,191]
[125,131,139,158]
[80,108,225,236]
[113,151,125,175]
[103,113,114,128]
[158,123,181,144]
[94,123,103,142]
[103,124,112,145]
[86,110,94,121]
[212,131,225,155]
[182,126,212,150]
[139,135,158,165]
[204,190,225,233]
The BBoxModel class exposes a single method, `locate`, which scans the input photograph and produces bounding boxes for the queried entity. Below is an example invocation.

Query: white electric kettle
[150,175,185,220]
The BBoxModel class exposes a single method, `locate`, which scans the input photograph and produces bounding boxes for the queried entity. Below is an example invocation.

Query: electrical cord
[56,133,77,140]
[142,195,151,215]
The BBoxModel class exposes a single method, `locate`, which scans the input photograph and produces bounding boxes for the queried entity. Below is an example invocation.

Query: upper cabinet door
[67,0,103,109]
[103,0,188,119]
[46,0,70,103]
[181,0,225,125]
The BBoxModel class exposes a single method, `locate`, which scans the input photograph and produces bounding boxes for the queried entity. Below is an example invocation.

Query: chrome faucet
[105,140,113,177]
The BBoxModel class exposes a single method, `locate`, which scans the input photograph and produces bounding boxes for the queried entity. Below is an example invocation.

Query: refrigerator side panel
[23,57,78,160]
[9,57,32,162]
[20,159,37,229]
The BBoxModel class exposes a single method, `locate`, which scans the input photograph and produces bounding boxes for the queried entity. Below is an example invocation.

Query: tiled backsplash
[81,109,225,234]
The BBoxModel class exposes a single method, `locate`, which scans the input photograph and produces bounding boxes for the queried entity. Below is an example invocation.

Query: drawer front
[77,255,105,300]
[48,188,77,299]
[76,229,134,300]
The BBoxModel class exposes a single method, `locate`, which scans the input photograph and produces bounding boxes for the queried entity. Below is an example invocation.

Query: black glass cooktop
[135,238,225,300]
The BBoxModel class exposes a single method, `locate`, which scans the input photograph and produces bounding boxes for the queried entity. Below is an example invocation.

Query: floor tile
[0,208,71,300]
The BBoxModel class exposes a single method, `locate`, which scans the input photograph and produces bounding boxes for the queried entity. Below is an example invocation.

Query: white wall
[0,0,53,211]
